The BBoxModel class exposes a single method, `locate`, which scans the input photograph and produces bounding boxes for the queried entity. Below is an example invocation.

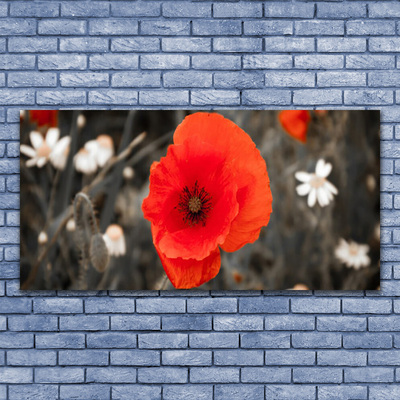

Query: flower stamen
[177,181,212,226]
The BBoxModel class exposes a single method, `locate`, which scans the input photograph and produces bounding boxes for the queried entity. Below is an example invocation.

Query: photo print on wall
[20,110,380,291]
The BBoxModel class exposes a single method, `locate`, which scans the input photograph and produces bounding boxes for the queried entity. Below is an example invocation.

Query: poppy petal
[279,110,310,143]
[29,110,58,128]
[155,243,221,289]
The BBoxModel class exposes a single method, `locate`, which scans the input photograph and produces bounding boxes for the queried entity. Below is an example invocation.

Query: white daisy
[20,128,60,168]
[335,238,370,270]
[49,136,71,170]
[73,145,98,175]
[95,135,114,167]
[103,224,126,257]
[38,231,48,245]
[295,159,338,207]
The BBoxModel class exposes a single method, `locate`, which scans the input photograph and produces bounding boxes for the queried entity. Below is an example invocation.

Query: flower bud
[123,166,135,180]
[77,114,86,129]
[66,218,76,232]
[38,231,48,245]
[90,233,109,272]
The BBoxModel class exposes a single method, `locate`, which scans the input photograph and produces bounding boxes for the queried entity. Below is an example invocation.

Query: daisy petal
[20,144,36,158]
[325,180,338,195]
[36,157,47,168]
[319,160,332,178]
[295,171,311,183]
[30,131,43,149]
[26,158,38,167]
[307,188,317,207]
[296,183,311,196]
[317,188,329,207]
[46,127,60,148]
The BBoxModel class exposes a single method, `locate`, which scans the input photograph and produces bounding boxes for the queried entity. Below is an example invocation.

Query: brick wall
[1,1,400,399]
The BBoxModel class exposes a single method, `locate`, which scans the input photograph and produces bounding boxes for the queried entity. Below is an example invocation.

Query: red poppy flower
[279,110,311,143]
[29,110,58,128]
[142,112,273,289]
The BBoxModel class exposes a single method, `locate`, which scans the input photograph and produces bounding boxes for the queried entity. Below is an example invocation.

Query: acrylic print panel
[19,110,380,291]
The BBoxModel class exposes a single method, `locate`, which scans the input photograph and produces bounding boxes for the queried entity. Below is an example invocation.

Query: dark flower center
[177,180,212,226]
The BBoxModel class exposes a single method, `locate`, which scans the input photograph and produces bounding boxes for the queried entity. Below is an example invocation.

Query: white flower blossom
[103,224,126,257]
[335,238,370,270]
[295,159,338,207]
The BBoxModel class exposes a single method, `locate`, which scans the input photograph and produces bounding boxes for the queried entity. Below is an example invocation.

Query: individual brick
[370,38,400,52]
[112,385,161,400]
[265,350,315,365]
[162,315,211,331]
[86,367,137,383]
[162,350,211,366]
[191,90,240,106]
[343,333,392,349]
[265,72,315,88]
[139,90,188,106]
[8,315,57,331]
[139,333,188,349]
[345,367,394,383]
[317,3,366,18]
[214,38,262,53]
[112,2,160,17]
[242,89,291,105]
[317,350,366,366]
[189,333,239,348]
[163,71,212,88]
[295,55,344,69]
[347,20,395,36]
[60,385,110,400]
[318,386,367,400]
[265,315,315,331]
[112,71,160,88]
[140,20,189,36]
[292,298,341,313]
[241,332,291,349]
[242,367,291,383]
[265,2,314,18]
[163,385,212,400]
[35,367,84,383]
[317,316,366,331]
[89,19,138,35]
[214,385,264,400]
[110,350,160,366]
[61,2,110,17]
[318,71,366,87]
[38,54,87,70]
[369,350,400,366]
[193,20,241,36]
[85,298,135,313]
[60,72,109,88]
[162,2,210,18]
[295,20,344,36]
[59,315,109,331]
[342,299,392,314]
[0,19,36,35]
[293,367,342,383]
[9,385,58,400]
[138,367,187,383]
[189,367,240,383]
[214,350,264,366]
[90,54,138,70]
[192,55,241,70]
[111,38,159,52]
[39,19,86,35]
[7,349,56,366]
[344,90,393,105]
[34,298,83,313]
[59,350,109,366]
[10,2,59,17]
[141,54,189,70]
[244,21,292,36]
[239,297,289,313]
[162,38,211,53]
[0,55,35,70]
[9,37,57,53]
[214,315,263,331]
[0,367,33,383]
[292,333,341,349]
[111,315,160,330]
[317,38,366,53]
[346,55,395,69]
[213,3,262,18]
[369,3,400,18]
[87,332,137,349]
[265,385,316,400]
[243,55,292,69]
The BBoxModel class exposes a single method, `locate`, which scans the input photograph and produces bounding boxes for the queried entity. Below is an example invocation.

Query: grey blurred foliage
[20,110,380,291]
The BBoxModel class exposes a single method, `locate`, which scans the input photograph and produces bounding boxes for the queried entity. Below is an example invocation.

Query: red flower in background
[29,110,58,128]
[279,110,310,143]
[142,112,273,289]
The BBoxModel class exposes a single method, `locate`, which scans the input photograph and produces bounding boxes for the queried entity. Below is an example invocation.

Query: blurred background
[20,110,380,291]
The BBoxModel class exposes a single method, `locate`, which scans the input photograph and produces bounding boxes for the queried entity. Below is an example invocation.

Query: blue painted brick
[138,367,187,383]
[10,2,59,17]
[369,316,400,331]
[85,298,135,313]
[318,386,368,400]
[5,175,20,192]
[139,333,188,349]
[318,38,367,53]
[370,71,400,87]
[214,315,263,331]
[140,20,189,36]
[89,19,138,35]
[342,299,392,314]
[0,332,33,348]
[395,266,400,279]
[345,367,393,383]
[141,54,189,69]
[86,367,136,383]
[244,21,292,36]
[214,38,262,53]
[189,333,239,348]
[192,55,241,70]
[243,55,292,70]
[60,315,109,331]
[9,37,57,53]
[163,385,212,400]
[191,90,240,106]
[292,333,341,348]
[162,315,211,331]
[295,20,344,36]
[0,55,35,70]
[0,194,19,209]
[139,90,188,106]
[265,2,314,18]
[8,315,57,331]
[163,2,210,18]
[60,72,109,88]
[59,350,109,366]
[241,332,290,348]
[37,333,85,349]
[111,315,160,330]
[89,90,138,105]
[112,385,161,400]
[265,315,315,330]
[265,37,314,52]
[318,350,366,366]
[0,263,19,278]
[343,333,392,349]
[112,2,160,17]
[6,143,19,158]
[215,72,264,89]
[317,316,366,331]
[38,54,87,70]
[347,20,395,36]
[8,385,58,400]
[369,3,400,18]
[187,298,237,313]
[5,211,19,226]
[317,3,366,18]
[214,3,262,18]
[0,19,36,35]
[193,20,241,36]
[113,71,160,88]
[39,19,86,35]
[242,367,291,383]
[34,298,83,313]
[214,385,264,400]
[370,38,400,53]
[7,349,56,366]
[295,55,344,69]
[87,332,136,348]
[345,90,393,105]
[35,367,84,383]
[90,54,138,70]
[110,350,159,366]
[162,38,211,53]
[293,367,342,383]
[214,350,264,366]
[318,71,366,87]
[136,298,185,313]
[0,3,6,17]
[0,367,32,383]
[381,229,392,244]
[163,71,212,88]
[242,89,291,106]
[0,297,31,313]
[265,350,315,365]
[37,90,87,105]
[60,38,108,53]
[60,385,110,400]
[61,2,110,17]
[265,385,316,400]
[369,350,400,365]
[239,297,289,313]
[0,316,5,330]
[111,38,160,52]
[265,72,315,88]
[346,55,395,69]
[292,298,341,313]
[162,350,211,366]
[381,160,393,175]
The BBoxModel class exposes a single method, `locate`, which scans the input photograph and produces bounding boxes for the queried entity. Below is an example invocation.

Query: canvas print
[20,110,380,291]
